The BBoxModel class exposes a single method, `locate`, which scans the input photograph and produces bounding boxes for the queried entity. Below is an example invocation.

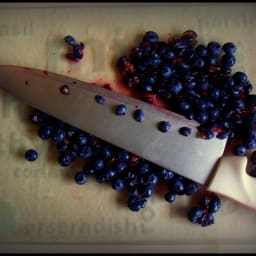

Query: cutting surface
[0,3,256,253]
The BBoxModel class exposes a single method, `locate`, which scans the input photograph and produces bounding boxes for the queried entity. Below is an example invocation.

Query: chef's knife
[0,65,255,211]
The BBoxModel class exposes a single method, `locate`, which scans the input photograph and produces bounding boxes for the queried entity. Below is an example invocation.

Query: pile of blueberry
[27,108,201,216]
[117,30,256,156]
[23,31,256,227]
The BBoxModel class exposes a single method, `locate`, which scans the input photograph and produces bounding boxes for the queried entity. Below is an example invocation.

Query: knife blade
[0,65,226,185]
[1,65,256,212]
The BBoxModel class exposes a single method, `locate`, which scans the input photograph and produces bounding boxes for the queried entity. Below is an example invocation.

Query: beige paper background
[0,3,256,253]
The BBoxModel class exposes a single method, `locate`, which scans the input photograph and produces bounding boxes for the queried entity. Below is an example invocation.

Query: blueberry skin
[234,144,246,156]
[95,95,105,105]
[25,149,38,162]
[74,171,87,185]
[179,127,191,136]
[134,109,145,122]
[115,104,128,116]
[158,121,171,133]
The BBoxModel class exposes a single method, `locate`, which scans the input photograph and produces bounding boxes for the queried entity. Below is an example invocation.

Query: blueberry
[64,35,77,46]
[105,168,116,180]
[100,146,112,160]
[179,127,191,136]
[74,171,87,185]
[114,161,128,173]
[222,42,236,54]
[143,31,159,43]
[53,128,66,142]
[233,71,248,83]
[116,150,130,162]
[165,192,176,203]
[234,144,246,156]
[180,101,191,112]
[128,196,147,212]
[161,66,172,78]
[38,124,54,139]
[208,195,221,213]
[138,160,150,175]
[194,58,205,68]
[115,104,128,116]
[60,85,70,95]
[196,44,208,57]
[134,109,145,122]
[143,172,158,186]
[25,149,38,162]
[95,95,105,105]
[79,146,93,159]
[93,158,105,171]
[30,109,50,125]
[75,133,88,145]
[207,41,222,56]
[200,212,215,227]
[187,206,204,223]
[168,178,185,195]
[58,153,72,167]
[196,111,208,123]
[221,54,236,68]
[168,79,183,95]
[112,178,125,191]
[158,121,171,133]
[184,180,198,195]
[139,186,152,198]
[207,57,217,66]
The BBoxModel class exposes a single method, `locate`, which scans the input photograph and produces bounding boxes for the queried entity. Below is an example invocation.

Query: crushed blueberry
[64,35,85,61]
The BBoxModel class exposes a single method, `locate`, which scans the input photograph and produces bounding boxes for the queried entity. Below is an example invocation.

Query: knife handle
[207,155,256,211]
